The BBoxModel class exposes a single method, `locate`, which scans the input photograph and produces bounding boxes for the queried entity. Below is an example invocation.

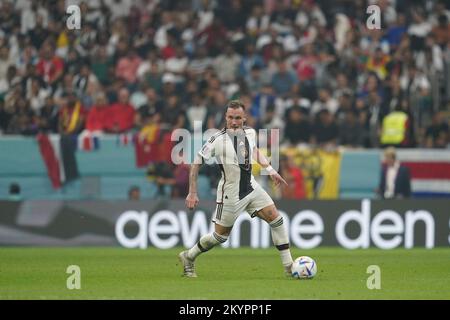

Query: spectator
[165,45,188,83]
[214,43,240,83]
[28,14,48,50]
[73,63,99,101]
[38,96,58,133]
[104,0,132,21]
[85,92,110,132]
[385,13,407,50]
[27,77,49,113]
[91,46,113,86]
[115,48,142,88]
[425,111,449,148]
[58,91,86,135]
[271,59,299,97]
[152,162,175,198]
[380,106,413,148]
[431,14,450,49]
[20,2,48,34]
[251,81,276,114]
[245,64,269,93]
[206,91,226,129]
[161,94,187,130]
[283,105,311,146]
[0,46,13,87]
[143,63,163,95]
[246,5,270,37]
[295,42,319,85]
[35,43,64,89]
[105,88,136,133]
[378,147,411,199]
[238,42,264,78]
[128,185,141,200]
[187,46,213,77]
[172,157,190,198]
[366,47,390,81]
[218,0,247,31]
[8,183,21,201]
[311,109,339,148]
[160,72,178,98]
[335,91,353,123]
[137,88,164,126]
[383,74,406,115]
[137,50,163,82]
[196,18,228,57]
[407,8,432,53]
[278,154,306,200]
[400,63,431,128]
[130,82,149,110]
[186,93,207,131]
[15,44,38,78]
[0,99,12,133]
[7,97,37,135]
[338,110,364,148]
[64,48,83,75]
[332,72,351,100]
[310,86,339,116]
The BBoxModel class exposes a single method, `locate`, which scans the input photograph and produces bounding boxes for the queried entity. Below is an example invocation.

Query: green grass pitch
[0,247,449,299]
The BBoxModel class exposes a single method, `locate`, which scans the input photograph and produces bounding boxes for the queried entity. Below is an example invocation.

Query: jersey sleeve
[248,128,258,150]
[198,135,217,161]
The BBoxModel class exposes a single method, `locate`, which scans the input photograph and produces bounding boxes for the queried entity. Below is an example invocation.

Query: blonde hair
[384,147,396,160]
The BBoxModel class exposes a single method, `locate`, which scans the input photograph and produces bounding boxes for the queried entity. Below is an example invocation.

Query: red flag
[37,133,62,189]
[83,135,92,151]
[134,134,156,167]
[157,131,174,163]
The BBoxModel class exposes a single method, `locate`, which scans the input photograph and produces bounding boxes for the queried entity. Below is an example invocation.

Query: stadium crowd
[0,0,449,199]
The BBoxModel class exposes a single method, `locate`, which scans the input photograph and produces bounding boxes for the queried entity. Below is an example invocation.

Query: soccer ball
[291,256,317,279]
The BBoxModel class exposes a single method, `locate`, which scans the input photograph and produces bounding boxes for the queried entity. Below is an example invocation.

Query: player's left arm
[253,147,288,187]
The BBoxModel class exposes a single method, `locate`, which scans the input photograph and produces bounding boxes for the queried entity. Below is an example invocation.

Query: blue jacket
[379,165,411,198]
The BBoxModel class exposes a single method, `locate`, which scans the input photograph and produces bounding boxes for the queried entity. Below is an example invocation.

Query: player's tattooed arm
[253,147,270,168]
[186,155,202,210]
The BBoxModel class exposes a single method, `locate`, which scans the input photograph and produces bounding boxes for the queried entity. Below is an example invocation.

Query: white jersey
[198,126,261,204]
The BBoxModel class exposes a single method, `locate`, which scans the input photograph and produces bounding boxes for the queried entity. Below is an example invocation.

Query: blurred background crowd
[0,0,449,200]
[0,0,449,146]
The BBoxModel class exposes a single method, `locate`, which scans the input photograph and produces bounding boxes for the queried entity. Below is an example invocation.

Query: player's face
[225,107,246,132]
[385,155,395,167]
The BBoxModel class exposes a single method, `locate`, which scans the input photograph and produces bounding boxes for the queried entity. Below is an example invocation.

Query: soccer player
[179,100,293,277]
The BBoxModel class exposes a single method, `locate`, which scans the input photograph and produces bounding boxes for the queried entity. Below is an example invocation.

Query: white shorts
[212,186,274,227]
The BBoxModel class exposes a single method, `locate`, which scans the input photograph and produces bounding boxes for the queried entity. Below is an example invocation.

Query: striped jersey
[198,126,260,203]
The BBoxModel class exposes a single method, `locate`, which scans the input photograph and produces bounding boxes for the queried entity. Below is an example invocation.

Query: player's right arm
[253,147,288,187]
[185,154,202,210]
[186,133,218,210]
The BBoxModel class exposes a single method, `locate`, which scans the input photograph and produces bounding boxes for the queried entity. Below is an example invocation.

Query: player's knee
[258,205,280,223]
[214,223,232,237]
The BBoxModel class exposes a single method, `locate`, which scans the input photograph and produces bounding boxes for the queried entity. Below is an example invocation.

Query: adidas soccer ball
[291,256,317,279]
